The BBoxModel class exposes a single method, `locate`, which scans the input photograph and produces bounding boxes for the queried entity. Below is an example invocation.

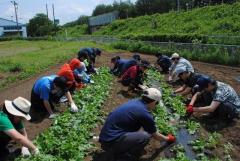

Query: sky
[0,0,136,25]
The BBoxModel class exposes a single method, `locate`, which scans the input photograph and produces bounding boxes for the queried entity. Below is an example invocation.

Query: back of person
[213,81,240,108]
[99,99,155,143]
[0,111,23,143]
[120,59,138,76]
[57,63,74,82]
[33,75,56,97]
[121,65,138,81]
[178,57,194,73]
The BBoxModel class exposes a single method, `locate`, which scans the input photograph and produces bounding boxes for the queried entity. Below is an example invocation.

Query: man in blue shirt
[155,53,172,73]
[110,56,129,76]
[99,88,176,161]
[30,76,74,121]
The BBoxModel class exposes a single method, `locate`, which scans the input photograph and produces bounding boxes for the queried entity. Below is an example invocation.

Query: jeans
[100,132,150,161]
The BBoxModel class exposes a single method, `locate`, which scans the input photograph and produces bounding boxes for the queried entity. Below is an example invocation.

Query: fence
[56,35,240,57]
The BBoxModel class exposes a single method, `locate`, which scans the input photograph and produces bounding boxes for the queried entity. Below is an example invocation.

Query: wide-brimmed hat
[5,97,31,120]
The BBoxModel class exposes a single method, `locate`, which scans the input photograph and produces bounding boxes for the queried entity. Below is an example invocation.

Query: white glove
[49,113,57,119]
[21,147,31,157]
[32,148,40,155]
[70,102,78,112]
[138,85,148,90]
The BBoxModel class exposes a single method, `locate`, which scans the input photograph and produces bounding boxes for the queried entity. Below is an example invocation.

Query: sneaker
[59,96,68,103]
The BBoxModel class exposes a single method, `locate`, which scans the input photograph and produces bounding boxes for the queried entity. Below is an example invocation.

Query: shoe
[59,96,68,103]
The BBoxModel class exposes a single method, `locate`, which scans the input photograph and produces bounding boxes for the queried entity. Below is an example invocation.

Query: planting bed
[0,49,239,161]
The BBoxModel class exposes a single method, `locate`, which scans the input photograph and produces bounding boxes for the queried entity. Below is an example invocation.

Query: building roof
[0,17,25,27]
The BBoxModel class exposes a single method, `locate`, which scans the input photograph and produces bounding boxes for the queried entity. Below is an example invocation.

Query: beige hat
[171,53,180,59]
[5,97,31,120]
[142,88,164,107]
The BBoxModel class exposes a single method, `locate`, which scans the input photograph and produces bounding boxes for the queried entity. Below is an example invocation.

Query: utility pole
[46,4,49,19]
[177,0,180,12]
[11,1,19,36]
[52,4,55,25]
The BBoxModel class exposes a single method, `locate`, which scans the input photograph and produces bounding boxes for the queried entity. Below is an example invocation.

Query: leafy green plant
[16,68,113,161]
[186,120,200,135]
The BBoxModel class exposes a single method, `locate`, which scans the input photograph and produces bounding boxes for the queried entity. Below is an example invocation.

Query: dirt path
[0,51,239,160]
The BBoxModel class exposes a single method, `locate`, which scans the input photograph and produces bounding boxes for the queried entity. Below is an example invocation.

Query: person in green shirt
[0,97,39,159]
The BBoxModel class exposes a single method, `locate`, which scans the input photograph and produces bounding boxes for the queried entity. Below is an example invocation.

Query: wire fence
[55,35,240,56]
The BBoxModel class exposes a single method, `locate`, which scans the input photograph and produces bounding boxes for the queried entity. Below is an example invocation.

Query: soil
[0,51,239,160]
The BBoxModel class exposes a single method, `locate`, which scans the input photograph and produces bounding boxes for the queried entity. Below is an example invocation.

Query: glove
[186,105,194,114]
[32,148,40,155]
[70,102,78,112]
[21,147,31,157]
[167,134,176,143]
[49,113,57,119]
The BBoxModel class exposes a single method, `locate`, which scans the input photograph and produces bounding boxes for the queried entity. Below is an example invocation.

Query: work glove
[21,147,31,157]
[49,113,58,119]
[186,105,194,114]
[32,148,40,155]
[166,134,176,143]
[70,102,78,112]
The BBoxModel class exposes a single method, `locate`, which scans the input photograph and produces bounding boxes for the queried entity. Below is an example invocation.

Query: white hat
[5,97,31,120]
[171,53,180,59]
[142,88,164,107]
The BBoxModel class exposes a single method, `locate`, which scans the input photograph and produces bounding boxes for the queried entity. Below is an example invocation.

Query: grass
[56,25,88,38]
[0,40,116,90]
[93,3,240,45]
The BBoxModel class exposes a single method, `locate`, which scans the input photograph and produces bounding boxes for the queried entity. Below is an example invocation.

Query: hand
[186,105,193,114]
[166,134,176,143]
[32,148,40,155]
[21,147,31,157]
[49,113,57,119]
[70,102,78,112]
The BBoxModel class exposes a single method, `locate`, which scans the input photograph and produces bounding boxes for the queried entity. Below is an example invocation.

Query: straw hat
[5,97,31,120]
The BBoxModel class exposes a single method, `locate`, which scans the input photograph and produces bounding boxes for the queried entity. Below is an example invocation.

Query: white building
[0,18,27,37]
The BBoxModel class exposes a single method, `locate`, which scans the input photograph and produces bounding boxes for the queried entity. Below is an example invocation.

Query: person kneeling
[99,88,175,161]
[0,97,39,160]
[186,77,240,121]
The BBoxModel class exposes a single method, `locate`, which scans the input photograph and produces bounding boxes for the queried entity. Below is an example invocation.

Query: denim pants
[100,131,150,161]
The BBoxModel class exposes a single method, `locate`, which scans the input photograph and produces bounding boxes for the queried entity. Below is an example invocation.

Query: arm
[179,87,192,96]
[4,129,36,152]
[152,132,168,141]
[189,92,201,106]
[65,91,73,104]
[43,100,54,115]
[175,85,187,93]
[193,101,220,113]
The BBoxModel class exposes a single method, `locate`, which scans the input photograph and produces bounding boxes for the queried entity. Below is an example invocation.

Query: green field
[0,40,114,90]
[93,3,240,44]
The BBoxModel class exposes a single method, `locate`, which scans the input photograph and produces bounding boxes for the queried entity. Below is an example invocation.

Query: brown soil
[0,51,239,160]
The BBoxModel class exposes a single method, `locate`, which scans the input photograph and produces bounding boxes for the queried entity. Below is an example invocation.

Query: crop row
[17,67,113,161]
[145,69,223,161]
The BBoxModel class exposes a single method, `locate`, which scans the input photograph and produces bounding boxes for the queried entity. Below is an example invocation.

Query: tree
[64,15,89,27]
[27,13,54,37]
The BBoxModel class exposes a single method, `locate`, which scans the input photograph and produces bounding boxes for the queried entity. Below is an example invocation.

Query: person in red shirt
[57,58,84,112]
[121,60,150,91]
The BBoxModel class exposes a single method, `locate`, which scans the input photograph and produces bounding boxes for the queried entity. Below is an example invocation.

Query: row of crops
[17,68,113,161]
[146,69,233,161]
